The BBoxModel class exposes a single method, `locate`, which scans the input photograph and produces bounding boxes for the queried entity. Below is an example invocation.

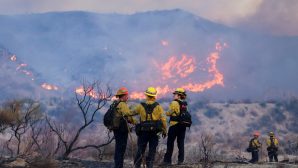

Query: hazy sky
[0,0,297,35]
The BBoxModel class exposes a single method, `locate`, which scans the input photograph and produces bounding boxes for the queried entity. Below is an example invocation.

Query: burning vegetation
[130,42,226,99]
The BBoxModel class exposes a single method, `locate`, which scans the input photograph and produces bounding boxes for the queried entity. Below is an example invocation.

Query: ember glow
[161,40,169,46]
[16,63,27,71]
[15,63,34,79]
[41,83,59,91]
[10,55,17,61]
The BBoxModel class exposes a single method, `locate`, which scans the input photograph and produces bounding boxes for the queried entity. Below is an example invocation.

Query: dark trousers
[249,150,259,163]
[113,130,128,168]
[268,151,278,162]
[134,132,159,168]
[163,124,186,164]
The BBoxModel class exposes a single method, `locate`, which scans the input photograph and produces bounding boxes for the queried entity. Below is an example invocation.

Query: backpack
[170,100,192,127]
[103,101,121,130]
[135,102,163,135]
[246,139,254,152]
[267,138,278,152]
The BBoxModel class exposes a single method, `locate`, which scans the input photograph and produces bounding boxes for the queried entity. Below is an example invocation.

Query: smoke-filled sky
[0,0,297,36]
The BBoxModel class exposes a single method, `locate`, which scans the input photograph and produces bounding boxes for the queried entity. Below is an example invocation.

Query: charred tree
[47,81,114,159]
[1,99,42,157]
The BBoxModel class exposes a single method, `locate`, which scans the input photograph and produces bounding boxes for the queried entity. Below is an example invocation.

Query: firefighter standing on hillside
[132,87,167,168]
[163,88,188,165]
[266,132,279,162]
[113,87,135,168]
[248,131,262,163]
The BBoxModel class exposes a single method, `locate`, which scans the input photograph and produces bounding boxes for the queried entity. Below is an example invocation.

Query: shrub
[236,110,246,117]
[204,108,219,118]
[285,97,298,113]
[270,107,286,123]
[28,157,58,168]
[259,102,267,108]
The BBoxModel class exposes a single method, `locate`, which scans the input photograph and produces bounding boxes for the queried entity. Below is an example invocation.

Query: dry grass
[0,109,18,126]
[28,157,58,168]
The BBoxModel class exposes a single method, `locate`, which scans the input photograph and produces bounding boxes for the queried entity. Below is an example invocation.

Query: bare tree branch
[48,81,112,159]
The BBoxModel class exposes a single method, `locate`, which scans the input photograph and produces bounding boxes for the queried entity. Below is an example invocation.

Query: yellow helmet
[144,87,157,97]
[173,88,186,96]
[269,132,274,137]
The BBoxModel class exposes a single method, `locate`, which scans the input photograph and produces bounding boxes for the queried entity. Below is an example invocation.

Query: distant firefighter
[266,132,279,162]
[247,131,262,163]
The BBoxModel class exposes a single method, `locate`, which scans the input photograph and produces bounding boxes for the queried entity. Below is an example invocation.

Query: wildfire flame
[75,86,110,99]
[161,40,169,46]
[74,42,226,100]
[130,85,172,100]
[159,54,196,79]
[16,63,27,71]
[10,55,17,61]
[181,49,224,92]
[129,42,226,99]
[41,83,59,91]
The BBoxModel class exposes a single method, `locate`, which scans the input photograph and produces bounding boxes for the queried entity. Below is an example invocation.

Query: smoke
[2,0,296,35]
[235,0,298,36]
[0,10,298,101]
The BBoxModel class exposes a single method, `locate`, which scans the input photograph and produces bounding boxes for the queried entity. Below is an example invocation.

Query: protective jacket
[133,100,167,134]
[266,136,279,153]
[115,102,135,122]
[113,101,135,131]
[266,137,279,147]
[166,100,180,126]
[250,138,261,150]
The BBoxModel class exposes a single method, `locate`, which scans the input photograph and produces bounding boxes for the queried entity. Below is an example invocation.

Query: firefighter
[113,87,134,168]
[266,132,279,162]
[163,88,188,165]
[133,87,167,168]
[249,131,262,163]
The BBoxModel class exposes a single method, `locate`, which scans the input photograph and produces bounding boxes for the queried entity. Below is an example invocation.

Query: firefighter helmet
[173,88,186,96]
[144,87,157,97]
[115,87,129,96]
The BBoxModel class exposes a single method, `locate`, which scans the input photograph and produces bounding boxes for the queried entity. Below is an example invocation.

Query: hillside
[0,10,298,100]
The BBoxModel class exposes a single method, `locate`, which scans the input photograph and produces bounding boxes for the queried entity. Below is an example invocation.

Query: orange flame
[10,55,17,61]
[160,54,196,79]
[130,91,145,100]
[75,42,226,100]
[41,83,59,91]
[75,86,97,98]
[75,86,110,99]
[181,43,224,92]
[130,85,173,100]
[16,63,27,71]
[161,40,169,46]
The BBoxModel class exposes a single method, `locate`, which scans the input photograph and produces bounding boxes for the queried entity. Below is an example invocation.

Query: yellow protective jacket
[133,100,167,134]
[266,137,279,147]
[250,138,262,149]
[115,101,135,124]
[166,100,180,126]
